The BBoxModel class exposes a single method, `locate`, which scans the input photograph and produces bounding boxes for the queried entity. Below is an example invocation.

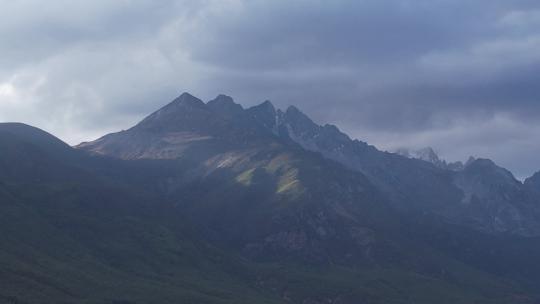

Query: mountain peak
[259,100,275,112]
[415,147,441,163]
[463,158,519,184]
[207,94,243,117]
[247,100,278,131]
[284,105,314,124]
[207,94,236,106]
[396,147,447,168]
[249,100,276,115]
[282,106,319,137]
[132,92,210,132]
[171,92,206,108]
[395,147,467,171]
[285,105,302,115]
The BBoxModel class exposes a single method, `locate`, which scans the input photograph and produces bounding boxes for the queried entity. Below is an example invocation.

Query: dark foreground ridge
[1,93,540,304]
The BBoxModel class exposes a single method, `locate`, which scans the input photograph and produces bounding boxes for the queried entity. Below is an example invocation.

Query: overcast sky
[1,0,539,179]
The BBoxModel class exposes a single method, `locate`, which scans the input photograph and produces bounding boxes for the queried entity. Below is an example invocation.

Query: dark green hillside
[0,123,281,304]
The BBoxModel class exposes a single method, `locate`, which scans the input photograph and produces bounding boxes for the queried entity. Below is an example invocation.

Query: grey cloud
[1,0,540,178]
[183,0,538,69]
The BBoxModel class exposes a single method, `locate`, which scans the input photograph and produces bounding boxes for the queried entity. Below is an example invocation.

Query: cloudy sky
[1,0,539,178]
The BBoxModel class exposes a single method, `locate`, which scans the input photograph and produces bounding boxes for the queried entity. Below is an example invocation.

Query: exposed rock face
[393,149,540,234]
[77,93,213,159]
[396,147,465,171]
[77,93,270,160]
[246,100,540,236]
[246,100,279,133]
[452,159,540,235]
[207,94,244,118]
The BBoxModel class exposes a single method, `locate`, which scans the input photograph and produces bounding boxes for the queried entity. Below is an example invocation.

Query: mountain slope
[0,123,287,304]
[75,93,540,303]
[243,101,540,236]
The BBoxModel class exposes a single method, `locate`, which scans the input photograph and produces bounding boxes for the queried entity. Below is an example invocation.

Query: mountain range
[1,92,540,303]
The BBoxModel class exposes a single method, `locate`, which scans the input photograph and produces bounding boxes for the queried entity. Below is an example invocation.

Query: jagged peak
[284,105,314,123]
[285,105,302,115]
[396,147,442,164]
[132,92,209,131]
[322,124,351,141]
[207,94,238,106]
[394,147,470,171]
[247,100,278,131]
[415,147,441,163]
[247,100,276,114]
[171,92,206,108]
[464,158,508,173]
[418,146,438,156]
[259,100,276,112]
[207,94,244,115]
[463,158,519,184]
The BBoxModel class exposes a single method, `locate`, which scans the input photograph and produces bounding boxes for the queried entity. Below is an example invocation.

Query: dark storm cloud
[187,0,495,68]
[1,0,540,177]
[185,0,540,129]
